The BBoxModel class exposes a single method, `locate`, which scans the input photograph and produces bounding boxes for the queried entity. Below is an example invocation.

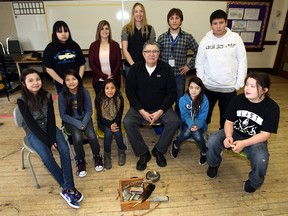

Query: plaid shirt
[158,29,198,76]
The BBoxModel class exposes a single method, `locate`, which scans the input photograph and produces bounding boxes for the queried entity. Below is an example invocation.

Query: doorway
[274,10,288,79]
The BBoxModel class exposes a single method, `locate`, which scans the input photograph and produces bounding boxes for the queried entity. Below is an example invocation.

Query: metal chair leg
[21,147,25,170]
[61,128,76,164]
[66,140,76,164]
[27,152,40,189]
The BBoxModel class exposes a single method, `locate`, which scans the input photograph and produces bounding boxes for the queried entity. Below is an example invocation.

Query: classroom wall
[0,3,17,49]
[0,0,287,69]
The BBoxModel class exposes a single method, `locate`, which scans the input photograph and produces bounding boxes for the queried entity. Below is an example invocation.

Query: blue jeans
[98,121,127,153]
[27,127,74,190]
[175,123,207,153]
[207,129,269,189]
[123,107,180,156]
[65,119,100,162]
[175,75,186,116]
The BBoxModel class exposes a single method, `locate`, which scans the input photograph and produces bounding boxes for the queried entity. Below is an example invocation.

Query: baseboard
[248,68,274,74]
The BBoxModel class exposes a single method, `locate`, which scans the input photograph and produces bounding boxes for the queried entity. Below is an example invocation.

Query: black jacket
[126,60,176,112]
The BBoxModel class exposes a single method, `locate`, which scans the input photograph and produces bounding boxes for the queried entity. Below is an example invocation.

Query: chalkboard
[13,0,227,51]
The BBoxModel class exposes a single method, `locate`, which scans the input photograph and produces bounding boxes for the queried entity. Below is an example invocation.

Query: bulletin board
[226,1,273,51]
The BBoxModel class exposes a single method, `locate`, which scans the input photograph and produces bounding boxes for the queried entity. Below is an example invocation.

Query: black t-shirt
[224,93,280,138]
[43,41,86,79]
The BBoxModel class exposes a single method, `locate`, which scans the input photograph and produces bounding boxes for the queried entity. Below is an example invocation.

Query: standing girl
[206,73,280,193]
[89,20,122,95]
[121,2,156,76]
[17,69,83,209]
[95,79,126,169]
[43,20,86,93]
[171,76,209,165]
[58,69,103,178]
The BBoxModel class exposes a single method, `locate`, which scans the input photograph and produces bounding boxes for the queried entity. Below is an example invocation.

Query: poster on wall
[227,1,272,51]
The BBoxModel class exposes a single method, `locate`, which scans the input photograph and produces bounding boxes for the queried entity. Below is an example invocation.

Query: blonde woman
[121,2,156,76]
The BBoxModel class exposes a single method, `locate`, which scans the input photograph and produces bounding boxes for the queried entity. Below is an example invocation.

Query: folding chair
[0,42,10,101]
[6,37,23,55]
[13,106,40,189]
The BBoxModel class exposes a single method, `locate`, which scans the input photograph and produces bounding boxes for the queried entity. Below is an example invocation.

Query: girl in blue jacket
[171,76,209,165]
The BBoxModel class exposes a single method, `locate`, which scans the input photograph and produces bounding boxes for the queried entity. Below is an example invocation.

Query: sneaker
[243,180,256,193]
[170,140,179,159]
[199,153,207,165]
[94,154,104,172]
[73,188,84,202]
[76,160,87,177]
[60,189,80,209]
[136,151,151,171]
[207,166,218,179]
[152,147,167,167]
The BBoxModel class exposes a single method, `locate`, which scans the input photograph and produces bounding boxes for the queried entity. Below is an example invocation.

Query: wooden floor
[0,73,288,216]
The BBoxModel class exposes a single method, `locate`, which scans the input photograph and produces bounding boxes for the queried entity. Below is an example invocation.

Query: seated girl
[17,69,83,208]
[95,79,126,169]
[171,76,209,165]
[58,69,103,177]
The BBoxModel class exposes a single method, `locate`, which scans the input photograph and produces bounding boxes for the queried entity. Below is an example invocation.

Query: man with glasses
[123,41,179,170]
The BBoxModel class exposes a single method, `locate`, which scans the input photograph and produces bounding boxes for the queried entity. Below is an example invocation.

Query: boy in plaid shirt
[158,8,198,116]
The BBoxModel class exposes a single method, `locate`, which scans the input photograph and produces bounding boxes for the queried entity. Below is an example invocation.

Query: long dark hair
[62,69,85,116]
[186,76,205,115]
[96,20,112,42]
[20,68,48,111]
[96,79,121,114]
[245,72,270,97]
[51,20,73,47]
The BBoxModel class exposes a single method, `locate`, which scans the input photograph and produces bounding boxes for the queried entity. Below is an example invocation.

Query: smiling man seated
[123,41,180,171]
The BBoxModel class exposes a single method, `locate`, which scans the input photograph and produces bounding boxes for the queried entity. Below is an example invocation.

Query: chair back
[0,42,5,56]
[6,37,23,55]
[13,106,23,128]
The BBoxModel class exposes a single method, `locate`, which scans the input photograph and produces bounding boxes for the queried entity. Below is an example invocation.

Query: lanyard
[168,34,179,54]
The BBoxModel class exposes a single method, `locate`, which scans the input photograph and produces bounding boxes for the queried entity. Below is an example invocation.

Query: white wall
[3,0,288,69]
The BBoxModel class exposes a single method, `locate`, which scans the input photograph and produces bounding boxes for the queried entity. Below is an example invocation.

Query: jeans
[98,121,127,153]
[27,127,74,190]
[207,129,269,189]
[175,123,207,153]
[123,107,180,156]
[65,119,100,161]
[204,88,236,129]
[175,75,186,116]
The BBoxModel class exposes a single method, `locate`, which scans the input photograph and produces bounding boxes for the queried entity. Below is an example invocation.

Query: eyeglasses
[143,50,160,54]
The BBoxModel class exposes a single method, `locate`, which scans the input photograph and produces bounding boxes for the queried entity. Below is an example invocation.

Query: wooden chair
[13,106,40,189]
